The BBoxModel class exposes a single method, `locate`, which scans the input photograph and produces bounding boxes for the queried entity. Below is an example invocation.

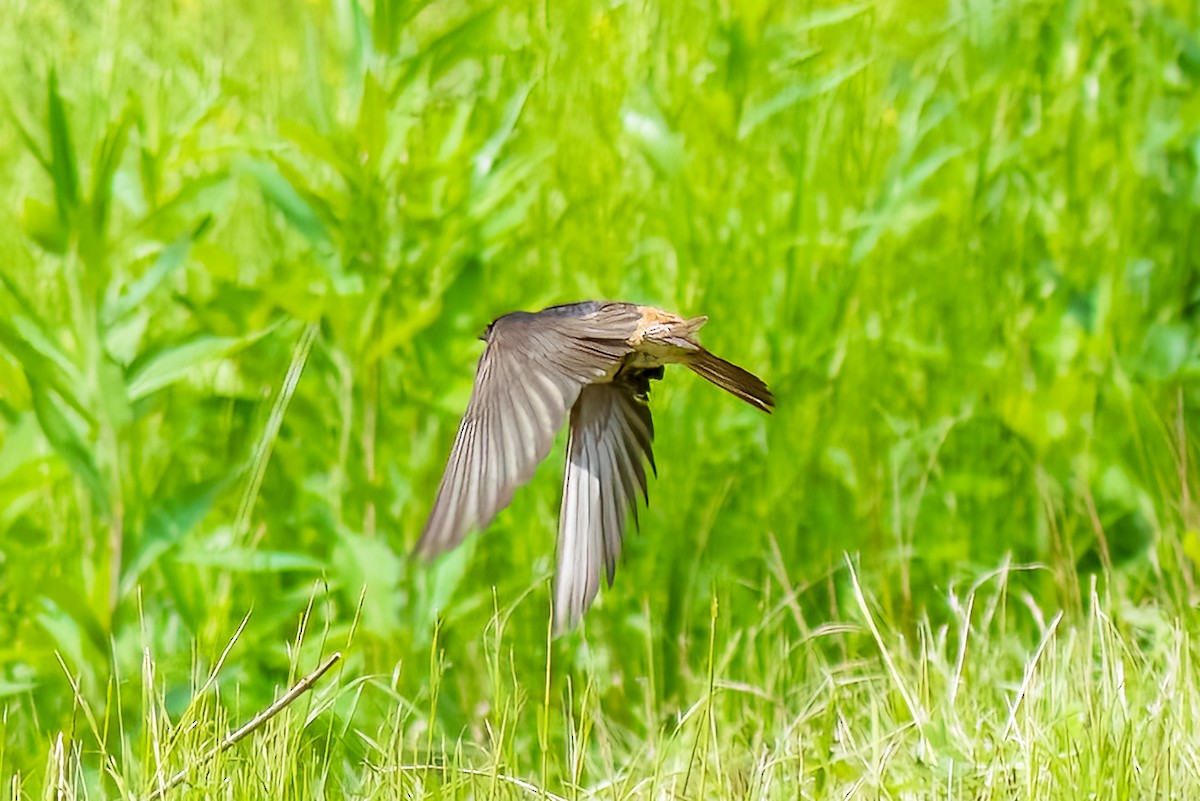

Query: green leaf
[4,92,51,174]
[120,479,226,598]
[738,58,870,140]
[46,67,80,221]
[621,91,684,179]
[420,5,499,85]
[281,120,355,177]
[437,99,476,164]
[404,530,476,648]
[345,0,372,86]
[0,314,81,392]
[795,1,871,31]
[0,270,84,392]
[473,82,534,179]
[36,600,86,672]
[104,216,213,324]
[41,579,111,654]
[131,171,230,239]
[896,145,964,196]
[0,680,39,698]
[0,414,42,483]
[355,71,388,166]
[26,375,108,513]
[87,96,138,237]
[125,325,275,401]
[97,352,133,429]
[469,146,553,223]
[332,530,403,638]
[240,159,330,245]
[0,319,90,428]
[373,0,437,55]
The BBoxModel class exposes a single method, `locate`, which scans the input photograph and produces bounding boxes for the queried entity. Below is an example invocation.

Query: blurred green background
[2,0,1199,794]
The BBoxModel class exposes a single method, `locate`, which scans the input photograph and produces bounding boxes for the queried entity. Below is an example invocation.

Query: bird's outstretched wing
[416,303,641,557]
[554,374,657,632]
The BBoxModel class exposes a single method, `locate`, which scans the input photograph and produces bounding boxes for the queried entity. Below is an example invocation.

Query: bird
[415,300,774,632]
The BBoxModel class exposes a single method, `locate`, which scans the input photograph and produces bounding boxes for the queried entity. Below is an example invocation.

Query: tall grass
[28,563,1200,798]
[1,0,1199,797]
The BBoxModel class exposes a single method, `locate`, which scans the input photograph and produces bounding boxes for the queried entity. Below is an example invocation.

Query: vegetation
[1,0,1199,797]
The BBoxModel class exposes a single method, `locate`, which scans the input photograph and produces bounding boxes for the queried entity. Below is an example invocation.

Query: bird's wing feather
[416,305,640,557]
[554,380,655,632]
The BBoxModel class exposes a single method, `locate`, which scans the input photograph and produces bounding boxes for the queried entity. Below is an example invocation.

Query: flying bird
[415,301,774,631]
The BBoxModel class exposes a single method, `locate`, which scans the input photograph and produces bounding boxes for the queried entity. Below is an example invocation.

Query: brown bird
[415,300,773,631]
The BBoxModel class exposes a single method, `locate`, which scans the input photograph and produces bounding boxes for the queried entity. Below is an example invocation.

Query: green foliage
[0,0,1198,797]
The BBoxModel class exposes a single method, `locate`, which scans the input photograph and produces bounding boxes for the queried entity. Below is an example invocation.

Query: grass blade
[738,58,870,140]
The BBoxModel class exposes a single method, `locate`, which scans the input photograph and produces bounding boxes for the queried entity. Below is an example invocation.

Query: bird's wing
[554,379,655,632]
[416,306,639,557]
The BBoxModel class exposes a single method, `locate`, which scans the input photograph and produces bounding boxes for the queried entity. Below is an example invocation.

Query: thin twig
[143,652,342,801]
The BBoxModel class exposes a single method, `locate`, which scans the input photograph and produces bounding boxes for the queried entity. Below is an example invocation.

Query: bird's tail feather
[687,349,774,413]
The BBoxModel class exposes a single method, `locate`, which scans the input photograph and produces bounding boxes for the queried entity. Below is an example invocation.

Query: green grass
[1,0,1199,797]
[26,564,1200,798]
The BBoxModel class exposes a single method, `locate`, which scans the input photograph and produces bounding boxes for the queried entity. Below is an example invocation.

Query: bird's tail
[686,349,775,413]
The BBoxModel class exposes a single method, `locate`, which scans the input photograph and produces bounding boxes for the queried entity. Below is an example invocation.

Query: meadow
[1,0,1199,797]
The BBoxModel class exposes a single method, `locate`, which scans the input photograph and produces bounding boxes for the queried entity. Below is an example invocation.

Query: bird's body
[416,300,773,631]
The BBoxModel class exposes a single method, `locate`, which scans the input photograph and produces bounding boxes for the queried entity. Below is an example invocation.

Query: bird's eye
[479,322,495,342]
